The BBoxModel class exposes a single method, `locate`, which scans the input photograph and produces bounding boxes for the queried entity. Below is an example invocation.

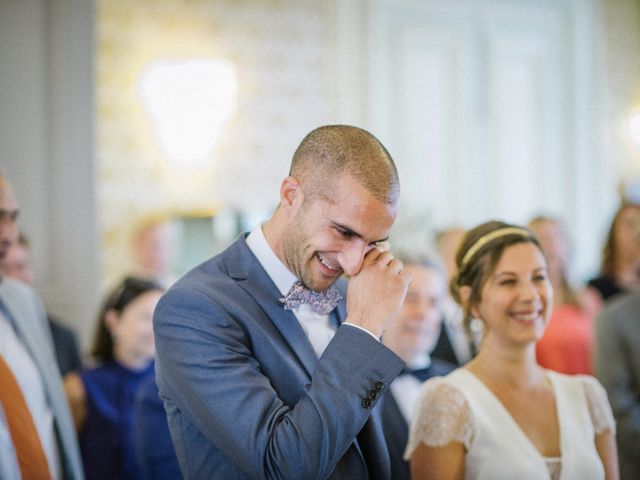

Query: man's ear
[280,176,304,215]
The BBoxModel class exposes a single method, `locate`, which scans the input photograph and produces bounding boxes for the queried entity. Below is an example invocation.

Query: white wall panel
[336,0,607,278]
[0,0,98,348]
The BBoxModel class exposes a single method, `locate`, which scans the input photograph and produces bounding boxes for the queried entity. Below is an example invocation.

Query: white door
[332,0,609,279]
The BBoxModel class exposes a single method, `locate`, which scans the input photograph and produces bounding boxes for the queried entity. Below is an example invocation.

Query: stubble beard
[282,217,335,292]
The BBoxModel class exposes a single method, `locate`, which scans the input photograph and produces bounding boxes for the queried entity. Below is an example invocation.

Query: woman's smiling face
[473,242,553,346]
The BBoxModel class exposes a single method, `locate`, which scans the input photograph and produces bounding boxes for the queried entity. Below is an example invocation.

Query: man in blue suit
[154,125,412,479]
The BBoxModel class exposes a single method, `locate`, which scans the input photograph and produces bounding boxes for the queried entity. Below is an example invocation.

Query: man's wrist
[341,322,380,342]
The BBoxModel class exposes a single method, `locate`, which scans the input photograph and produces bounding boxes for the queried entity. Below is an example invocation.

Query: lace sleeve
[404,377,474,459]
[580,375,616,435]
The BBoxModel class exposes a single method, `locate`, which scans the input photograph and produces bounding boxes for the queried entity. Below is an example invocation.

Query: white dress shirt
[246,226,376,358]
[389,353,432,423]
[246,226,338,358]
[0,310,62,480]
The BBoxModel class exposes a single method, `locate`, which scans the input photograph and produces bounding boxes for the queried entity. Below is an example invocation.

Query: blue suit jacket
[133,373,181,480]
[595,291,640,480]
[0,278,84,480]
[154,235,405,479]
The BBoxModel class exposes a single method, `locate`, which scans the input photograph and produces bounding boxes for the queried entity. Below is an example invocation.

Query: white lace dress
[405,369,615,480]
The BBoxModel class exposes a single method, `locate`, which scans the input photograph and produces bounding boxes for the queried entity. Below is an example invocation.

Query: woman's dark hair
[450,221,545,334]
[600,202,640,277]
[90,276,164,362]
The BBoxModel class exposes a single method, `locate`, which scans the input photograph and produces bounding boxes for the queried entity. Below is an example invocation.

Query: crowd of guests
[2,124,640,479]
[0,171,179,480]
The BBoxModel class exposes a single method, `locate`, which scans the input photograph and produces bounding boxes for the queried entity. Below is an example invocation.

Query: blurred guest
[131,216,177,287]
[407,221,618,480]
[585,202,640,312]
[436,227,466,285]
[2,232,82,375]
[381,252,455,480]
[595,289,640,480]
[529,215,593,374]
[432,226,473,365]
[132,374,180,480]
[0,172,84,479]
[64,276,163,480]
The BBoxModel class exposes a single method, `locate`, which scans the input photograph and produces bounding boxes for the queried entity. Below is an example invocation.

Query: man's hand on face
[345,242,412,339]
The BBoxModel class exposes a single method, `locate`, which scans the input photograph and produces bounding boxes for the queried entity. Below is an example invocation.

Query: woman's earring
[469,317,484,350]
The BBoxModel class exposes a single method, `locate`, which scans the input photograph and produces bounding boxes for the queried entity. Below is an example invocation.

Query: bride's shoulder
[418,370,471,412]
[406,370,475,454]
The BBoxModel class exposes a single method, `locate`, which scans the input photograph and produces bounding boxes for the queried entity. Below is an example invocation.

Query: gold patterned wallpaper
[97,0,332,285]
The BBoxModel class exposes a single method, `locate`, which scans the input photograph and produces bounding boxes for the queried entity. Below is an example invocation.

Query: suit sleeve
[132,378,181,480]
[594,300,640,449]
[153,286,404,479]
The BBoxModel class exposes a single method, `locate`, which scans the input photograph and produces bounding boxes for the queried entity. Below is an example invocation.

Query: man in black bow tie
[380,253,456,480]
[154,125,412,479]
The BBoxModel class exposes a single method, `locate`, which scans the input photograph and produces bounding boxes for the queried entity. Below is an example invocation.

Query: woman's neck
[113,348,152,371]
[614,258,640,287]
[467,338,544,389]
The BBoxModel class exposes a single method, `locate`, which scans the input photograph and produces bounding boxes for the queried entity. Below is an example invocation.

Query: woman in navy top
[65,276,164,480]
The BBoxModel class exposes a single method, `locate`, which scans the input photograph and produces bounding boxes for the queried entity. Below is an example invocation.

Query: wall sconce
[139,58,237,168]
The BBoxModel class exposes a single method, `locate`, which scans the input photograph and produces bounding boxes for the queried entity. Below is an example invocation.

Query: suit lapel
[225,237,319,377]
[0,284,53,378]
[0,281,84,479]
[243,275,319,376]
[335,285,347,325]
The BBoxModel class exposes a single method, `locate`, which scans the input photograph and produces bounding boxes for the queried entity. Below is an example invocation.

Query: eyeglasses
[0,209,18,223]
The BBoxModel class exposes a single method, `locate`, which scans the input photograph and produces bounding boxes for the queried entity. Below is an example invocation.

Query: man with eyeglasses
[0,172,84,479]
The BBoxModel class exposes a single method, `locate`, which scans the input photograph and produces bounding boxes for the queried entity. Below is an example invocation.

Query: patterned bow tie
[279,281,342,315]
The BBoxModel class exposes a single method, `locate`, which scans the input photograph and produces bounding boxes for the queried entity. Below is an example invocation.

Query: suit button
[361,397,372,409]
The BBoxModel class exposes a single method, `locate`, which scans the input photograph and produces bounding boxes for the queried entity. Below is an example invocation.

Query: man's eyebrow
[331,221,389,245]
[0,208,18,219]
[332,221,362,238]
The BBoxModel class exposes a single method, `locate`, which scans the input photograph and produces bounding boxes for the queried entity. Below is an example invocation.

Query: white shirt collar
[406,352,432,370]
[246,224,298,296]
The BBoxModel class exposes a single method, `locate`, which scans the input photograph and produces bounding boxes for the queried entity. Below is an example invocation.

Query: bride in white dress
[405,221,618,480]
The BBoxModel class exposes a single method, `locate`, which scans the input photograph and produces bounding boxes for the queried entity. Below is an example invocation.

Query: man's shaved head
[290,125,399,205]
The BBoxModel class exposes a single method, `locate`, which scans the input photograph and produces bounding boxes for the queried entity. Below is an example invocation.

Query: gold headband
[460,227,532,267]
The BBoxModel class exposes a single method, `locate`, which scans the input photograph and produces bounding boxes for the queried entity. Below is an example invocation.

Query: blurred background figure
[595,290,640,480]
[132,374,180,480]
[64,276,163,480]
[585,202,640,313]
[131,216,178,288]
[528,215,593,374]
[0,172,84,479]
[432,226,474,365]
[2,232,82,376]
[381,252,456,480]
